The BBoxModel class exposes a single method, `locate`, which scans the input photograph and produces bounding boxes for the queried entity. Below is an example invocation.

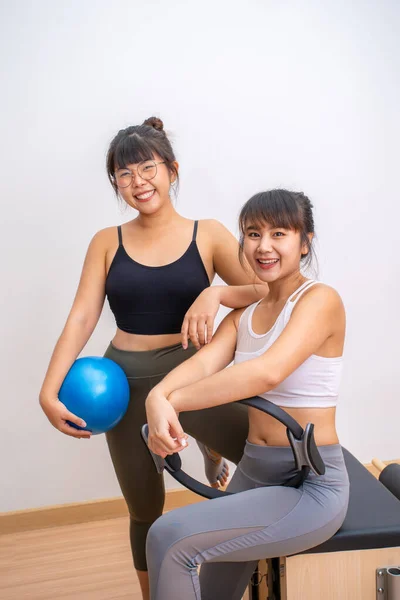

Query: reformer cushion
[300,448,400,554]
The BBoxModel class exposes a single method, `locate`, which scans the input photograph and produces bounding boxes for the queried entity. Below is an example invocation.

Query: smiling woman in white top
[145,189,349,600]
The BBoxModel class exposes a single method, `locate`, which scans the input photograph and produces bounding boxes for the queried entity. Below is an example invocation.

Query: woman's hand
[181,287,221,350]
[145,392,188,458]
[39,396,92,439]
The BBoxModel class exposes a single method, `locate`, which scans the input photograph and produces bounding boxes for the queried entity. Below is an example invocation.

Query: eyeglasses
[114,160,165,188]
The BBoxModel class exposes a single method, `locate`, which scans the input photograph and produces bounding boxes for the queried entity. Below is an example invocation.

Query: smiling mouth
[135,189,155,202]
[256,258,279,270]
[257,258,279,265]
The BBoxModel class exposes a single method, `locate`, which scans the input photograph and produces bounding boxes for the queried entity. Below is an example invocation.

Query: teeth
[136,190,154,200]
[258,259,278,264]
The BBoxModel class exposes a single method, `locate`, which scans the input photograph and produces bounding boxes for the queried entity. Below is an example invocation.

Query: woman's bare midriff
[112,328,183,351]
[247,406,339,447]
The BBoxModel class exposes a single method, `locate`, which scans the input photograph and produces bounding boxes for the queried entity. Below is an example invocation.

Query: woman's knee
[106,431,166,522]
[147,518,174,568]
[147,513,193,567]
[182,403,248,464]
[123,478,165,524]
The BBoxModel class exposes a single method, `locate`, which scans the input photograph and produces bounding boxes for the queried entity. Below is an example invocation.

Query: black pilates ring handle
[141,396,325,500]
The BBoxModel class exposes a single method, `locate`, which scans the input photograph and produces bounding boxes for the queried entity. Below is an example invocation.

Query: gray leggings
[146,442,349,600]
[104,342,249,571]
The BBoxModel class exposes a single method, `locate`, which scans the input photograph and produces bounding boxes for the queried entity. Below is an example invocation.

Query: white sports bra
[234,280,343,409]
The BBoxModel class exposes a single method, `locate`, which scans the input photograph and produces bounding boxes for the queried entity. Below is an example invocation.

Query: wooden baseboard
[0,488,204,536]
[2,458,398,537]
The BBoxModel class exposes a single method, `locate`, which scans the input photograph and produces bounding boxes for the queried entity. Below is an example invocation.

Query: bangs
[239,190,303,235]
[113,134,158,171]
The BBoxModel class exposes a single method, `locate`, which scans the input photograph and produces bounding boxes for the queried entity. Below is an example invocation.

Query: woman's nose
[131,171,146,185]
[257,236,273,253]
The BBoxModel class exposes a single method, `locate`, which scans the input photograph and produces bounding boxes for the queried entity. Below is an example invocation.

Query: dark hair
[106,117,178,195]
[238,189,316,271]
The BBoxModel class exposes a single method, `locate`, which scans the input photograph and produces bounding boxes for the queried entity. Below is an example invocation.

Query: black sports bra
[105,221,211,335]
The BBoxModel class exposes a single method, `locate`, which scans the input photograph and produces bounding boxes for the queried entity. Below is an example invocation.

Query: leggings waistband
[244,440,344,459]
[104,341,197,379]
[238,441,347,486]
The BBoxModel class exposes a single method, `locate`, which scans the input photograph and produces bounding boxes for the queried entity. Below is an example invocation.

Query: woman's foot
[196,441,229,488]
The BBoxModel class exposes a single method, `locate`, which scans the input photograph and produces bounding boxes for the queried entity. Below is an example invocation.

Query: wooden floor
[0,515,250,600]
[3,463,395,599]
[0,517,142,599]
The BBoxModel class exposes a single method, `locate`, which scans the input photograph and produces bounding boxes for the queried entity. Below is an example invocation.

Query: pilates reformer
[142,396,400,599]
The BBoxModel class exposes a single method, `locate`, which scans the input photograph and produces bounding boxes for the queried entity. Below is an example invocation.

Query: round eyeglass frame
[114,160,166,188]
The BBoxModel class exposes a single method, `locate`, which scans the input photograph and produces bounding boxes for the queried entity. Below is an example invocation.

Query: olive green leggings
[104,342,249,571]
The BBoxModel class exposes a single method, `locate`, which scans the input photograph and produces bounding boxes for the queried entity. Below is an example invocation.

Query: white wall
[1,0,399,512]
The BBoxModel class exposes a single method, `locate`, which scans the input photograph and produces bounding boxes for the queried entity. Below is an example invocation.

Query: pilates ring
[141,396,326,500]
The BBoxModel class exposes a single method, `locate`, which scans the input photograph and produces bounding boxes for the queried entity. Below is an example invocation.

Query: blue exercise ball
[59,356,130,434]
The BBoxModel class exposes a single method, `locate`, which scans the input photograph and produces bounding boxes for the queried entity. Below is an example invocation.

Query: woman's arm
[171,285,344,413]
[145,310,241,455]
[181,284,266,349]
[39,229,111,438]
[152,310,240,399]
[182,220,268,348]
[209,219,258,285]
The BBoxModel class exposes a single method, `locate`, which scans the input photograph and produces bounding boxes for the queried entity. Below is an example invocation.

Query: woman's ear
[301,232,314,256]
[170,161,179,184]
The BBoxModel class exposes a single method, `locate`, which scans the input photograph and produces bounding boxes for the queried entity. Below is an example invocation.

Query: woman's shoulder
[87,226,120,254]
[196,219,235,236]
[198,218,230,228]
[196,220,239,254]
[228,304,257,331]
[92,225,119,242]
[294,282,344,315]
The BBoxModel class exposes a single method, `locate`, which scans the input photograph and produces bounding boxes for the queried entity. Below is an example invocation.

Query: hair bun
[143,117,164,132]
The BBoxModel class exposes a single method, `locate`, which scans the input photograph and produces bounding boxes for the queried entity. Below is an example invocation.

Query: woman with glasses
[39,117,264,600]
